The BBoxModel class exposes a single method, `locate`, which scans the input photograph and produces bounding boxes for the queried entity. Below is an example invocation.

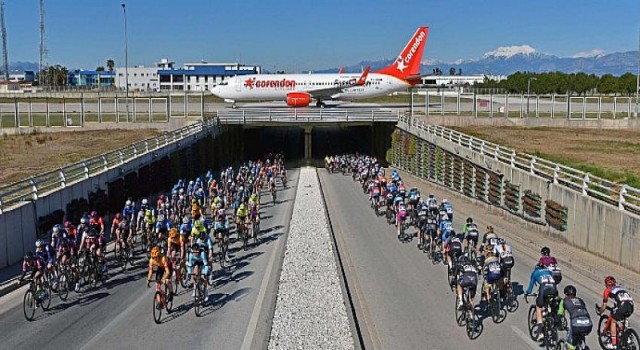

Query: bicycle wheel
[23,289,36,321]
[58,273,69,301]
[454,298,465,326]
[544,316,558,350]
[194,283,203,317]
[490,293,500,323]
[506,290,519,312]
[621,328,640,350]
[253,222,259,245]
[465,310,477,340]
[153,291,163,324]
[180,265,189,289]
[164,285,173,313]
[41,284,52,311]
[242,228,248,251]
[527,305,538,340]
[597,315,609,349]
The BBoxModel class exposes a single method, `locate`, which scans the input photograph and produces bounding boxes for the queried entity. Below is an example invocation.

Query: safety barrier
[0,118,220,214]
[215,108,400,124]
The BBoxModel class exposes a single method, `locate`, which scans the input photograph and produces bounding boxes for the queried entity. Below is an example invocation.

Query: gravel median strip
[268,167,354,350]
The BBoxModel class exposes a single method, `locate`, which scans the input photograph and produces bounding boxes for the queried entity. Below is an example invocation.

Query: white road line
[79,287,153,350]
[511,325,541,350]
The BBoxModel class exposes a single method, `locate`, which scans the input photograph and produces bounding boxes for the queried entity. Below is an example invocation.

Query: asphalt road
[318,169,639,350]
[0,170,297,350]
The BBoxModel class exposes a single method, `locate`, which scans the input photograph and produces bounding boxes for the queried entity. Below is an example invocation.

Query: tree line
[476,71,639,96]
[35,59,115,86]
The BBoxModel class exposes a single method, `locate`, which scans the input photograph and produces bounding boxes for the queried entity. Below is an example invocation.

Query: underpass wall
[392,122,640,272]
[0,124,241,269]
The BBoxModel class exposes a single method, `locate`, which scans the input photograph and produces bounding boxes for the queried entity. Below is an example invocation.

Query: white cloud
[483,45,537,59]
[422,58,439,65]
[570,49,605,58]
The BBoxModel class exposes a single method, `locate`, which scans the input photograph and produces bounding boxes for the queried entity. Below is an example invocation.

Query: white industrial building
[419,74,506,87]
[114,66,160,91]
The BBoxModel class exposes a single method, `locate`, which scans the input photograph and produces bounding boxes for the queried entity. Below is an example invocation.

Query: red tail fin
[338,67,344,74]
[356,66,370,86]
[376,27,429,82]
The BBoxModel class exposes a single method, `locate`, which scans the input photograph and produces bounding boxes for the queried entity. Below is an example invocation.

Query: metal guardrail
[215,108,400,124]
[398,115,640,214]
[0,117,220,214]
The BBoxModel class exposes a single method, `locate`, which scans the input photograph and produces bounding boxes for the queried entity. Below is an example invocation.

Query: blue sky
[4,0,640,72]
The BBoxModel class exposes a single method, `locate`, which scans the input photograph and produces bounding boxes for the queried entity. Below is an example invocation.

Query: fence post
[495,146,499,161]
[0,194,3,214]
[145,140,149,153]
[13,97,18,127]
[83,161,89,179]
[60,169,66,188]
[133,144,138,158]
[480,141,485,155]
[243,109,246,124]
[619,185,627,210]
[530,156,536,175]
[102,155,108,170]
[553,165,559,184]
[30,177,39,200]
[119,150,124,164]
[582,174,589,196]
[510,150,516,168]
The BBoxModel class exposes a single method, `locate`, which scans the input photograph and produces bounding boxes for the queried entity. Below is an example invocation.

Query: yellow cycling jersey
[236,206,249,217]
[144,215,155,224]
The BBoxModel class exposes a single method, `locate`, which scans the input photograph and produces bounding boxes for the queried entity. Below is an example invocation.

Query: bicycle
[148,279,173,324]
[271,186,277,204]
[455,286,482,340]
[501,271,519,313]
[596,304,640,350]
[526,293,562,350]
[557,332,590,350]
[22,277,51,321]
[484,281,507,323]
[237,220,249,251]
[251,216,260,246]
[385,206,395,225]
[192,271,207,317]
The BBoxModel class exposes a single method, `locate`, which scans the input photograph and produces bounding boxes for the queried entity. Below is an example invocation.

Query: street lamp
[527,77,537,117]
[121,3,130,122]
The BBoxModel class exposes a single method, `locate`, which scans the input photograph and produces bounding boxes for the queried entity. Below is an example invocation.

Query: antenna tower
[39,0,48,86]
[1,2,8,81]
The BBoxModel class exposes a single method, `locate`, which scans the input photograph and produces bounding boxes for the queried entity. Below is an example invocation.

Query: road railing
[215,108,400,124]
[399,115,640,215]
[0,118,219,214]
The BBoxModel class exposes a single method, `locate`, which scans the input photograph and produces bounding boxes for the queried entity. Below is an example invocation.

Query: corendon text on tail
[211,26,429,108]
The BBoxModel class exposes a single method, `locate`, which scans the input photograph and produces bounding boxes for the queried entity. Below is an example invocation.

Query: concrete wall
[419,115,640,129]
[396,122,640,272]
[0,123,222,269]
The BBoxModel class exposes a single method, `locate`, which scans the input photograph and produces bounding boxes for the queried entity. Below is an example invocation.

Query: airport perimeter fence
[0,117,220,214]
[215,108,401,124]
[394,115,640,216]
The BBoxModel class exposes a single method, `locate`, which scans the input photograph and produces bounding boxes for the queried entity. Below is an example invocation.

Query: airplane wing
[307,66,370,100]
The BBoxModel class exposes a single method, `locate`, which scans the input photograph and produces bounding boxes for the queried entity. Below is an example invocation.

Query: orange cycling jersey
[167,235,182,247]
[147,255,171,280]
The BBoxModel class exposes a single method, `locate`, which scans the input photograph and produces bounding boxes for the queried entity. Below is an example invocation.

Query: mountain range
[316,45,639,76]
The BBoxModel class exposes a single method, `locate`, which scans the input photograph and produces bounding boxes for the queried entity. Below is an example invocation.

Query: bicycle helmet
[466,217,473,224]
[183,217,190,224]
[125,200,132,207]
[497,238,506,245]
[90,211,98,218]
[442,199,448,203]
[35,240,43,248]
[64,220,72,228]
[563,285,577,296]
[52,224,61,234]
[142,198,148,205]
[80,217,88,224]
[428,193,434,198]
[541,246,551,256]
[160,195,165,201]
[605,275,616,287]
[150,246,160,259]
[24,252,34,261]
[486,225,494,233]
[157,214,165,222]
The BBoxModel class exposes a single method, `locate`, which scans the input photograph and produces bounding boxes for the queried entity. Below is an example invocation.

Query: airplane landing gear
[316,101,326,108]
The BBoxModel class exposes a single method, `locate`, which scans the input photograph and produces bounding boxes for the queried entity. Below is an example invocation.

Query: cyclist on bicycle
[440,199,453,222]
[407,187,420,211]
[597,276,635,349]
[415,199,429,247]
[480,246,502,308]
[558,285,593,350]
[89,211,104,236]
[480,225,499,252]
[526,262,558,338]
[122,199,136,224]
[462,217,480,256]
[494,238,515,292]
[167,228,181,262]
[444,230,463,270]
[78,226,105,271]
[187,243,209,302]
[456,255,478,310]
[427,194,438,215]
[147,246,174,303]
[190,219,207,246]
[21,251,49,299]
[236,200,251,236]
[370,180,382,208]
[395,201,408,238]
[539,246,562,284]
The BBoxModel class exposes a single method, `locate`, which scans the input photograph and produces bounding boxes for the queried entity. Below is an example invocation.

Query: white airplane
[211,26,429,108]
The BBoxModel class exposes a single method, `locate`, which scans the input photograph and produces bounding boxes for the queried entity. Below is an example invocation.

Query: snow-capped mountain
[317,46,638,76]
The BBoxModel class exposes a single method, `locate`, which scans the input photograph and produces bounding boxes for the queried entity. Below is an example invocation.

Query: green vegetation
[477,71,638,96]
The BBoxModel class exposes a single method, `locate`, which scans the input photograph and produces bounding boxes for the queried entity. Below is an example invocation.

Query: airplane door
[235,76,241,92]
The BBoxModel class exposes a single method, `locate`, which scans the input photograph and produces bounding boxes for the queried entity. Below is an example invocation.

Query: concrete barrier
[394,122,640,272]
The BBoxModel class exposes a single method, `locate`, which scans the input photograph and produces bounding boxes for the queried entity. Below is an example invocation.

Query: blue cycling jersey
[187,251,209,275]
[526,268,555,294]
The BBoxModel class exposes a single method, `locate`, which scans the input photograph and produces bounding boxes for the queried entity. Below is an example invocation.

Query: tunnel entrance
[241,123,394,165]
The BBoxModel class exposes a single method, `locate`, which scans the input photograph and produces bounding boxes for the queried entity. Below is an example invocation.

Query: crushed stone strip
[268,167,354,350]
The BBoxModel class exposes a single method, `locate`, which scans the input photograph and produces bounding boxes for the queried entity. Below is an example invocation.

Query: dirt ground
[451,126,640,187]
[0,129,163,185]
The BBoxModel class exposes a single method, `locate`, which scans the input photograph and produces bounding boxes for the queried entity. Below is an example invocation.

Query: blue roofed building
[67,70,115,88]
[157,60,261,92]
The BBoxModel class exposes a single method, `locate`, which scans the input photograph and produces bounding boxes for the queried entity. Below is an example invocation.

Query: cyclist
[415,199,429,248]
[456,255,478,310]
[20,252,46,299]
[444,229,463,270]
[480,225,498,252]
[526,262,558,338]
[558,285,593,350]
[122,199,136,224]
[236,200,251,238]
[190,219,207,247]
[441,199,453,222]
[395,201,408,238]
[118,217,132,257]
[370,180,382,208]
[480,246,502,309]
[187,243,209,302]
[111,213,124,253]
[407,187,420,211]
[167,228,181,263]
[146,246,174,304]
[539,246,562,284]
[439,219,453,257]
[89,211,104,236]
[463,217,480,256]
[597,276,635,349]
[494,238,515,289]
[78,226,105,272]
[190,199,203,219]
[426,194,438,215]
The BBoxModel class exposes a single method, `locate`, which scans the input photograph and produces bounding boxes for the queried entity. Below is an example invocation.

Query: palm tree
[106,59,115,72]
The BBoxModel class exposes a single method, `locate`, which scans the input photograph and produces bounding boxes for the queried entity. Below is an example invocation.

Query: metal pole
[635,27,639,118]
[121,3,130,122]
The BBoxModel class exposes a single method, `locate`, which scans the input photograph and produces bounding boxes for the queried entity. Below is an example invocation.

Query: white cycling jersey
[493,243,512,258]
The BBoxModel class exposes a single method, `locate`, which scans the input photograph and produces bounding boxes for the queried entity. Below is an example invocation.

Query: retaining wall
[393,122,640,272]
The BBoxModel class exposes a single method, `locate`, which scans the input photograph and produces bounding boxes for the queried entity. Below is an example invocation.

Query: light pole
[527,77,537,117]
[635,27,639,118]
[121,3,130,122]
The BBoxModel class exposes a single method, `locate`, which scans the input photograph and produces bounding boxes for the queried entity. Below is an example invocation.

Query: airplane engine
[286,92,311,107]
